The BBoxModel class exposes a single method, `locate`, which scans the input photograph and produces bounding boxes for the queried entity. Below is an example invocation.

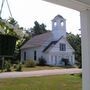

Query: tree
[31,21,48,36]
[5,17,25,63]
[67,33,81,68]
[8,17,18,26]
[20,29,31,47]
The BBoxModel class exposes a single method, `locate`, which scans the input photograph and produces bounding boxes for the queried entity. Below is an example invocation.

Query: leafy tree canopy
[67,33,81,68]
[31,21,48,36]
[8,17,18,26]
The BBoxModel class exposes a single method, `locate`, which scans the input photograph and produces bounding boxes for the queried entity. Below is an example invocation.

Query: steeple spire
[52,15,66,40]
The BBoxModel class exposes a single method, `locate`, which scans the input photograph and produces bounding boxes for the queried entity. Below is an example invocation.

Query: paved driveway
[0,68,82,78]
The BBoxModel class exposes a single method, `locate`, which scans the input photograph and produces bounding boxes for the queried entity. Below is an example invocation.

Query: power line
[6,0,12,17]
[0,0,12,18]
[0,0,5,18]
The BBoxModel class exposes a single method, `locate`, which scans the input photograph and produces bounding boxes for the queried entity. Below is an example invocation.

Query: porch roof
[43,0,90,11]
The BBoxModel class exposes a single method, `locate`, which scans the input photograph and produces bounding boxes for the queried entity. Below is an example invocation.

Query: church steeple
[52,15,66,40]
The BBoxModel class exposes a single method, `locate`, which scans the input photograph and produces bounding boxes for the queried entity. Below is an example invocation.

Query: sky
[0,0,81,35]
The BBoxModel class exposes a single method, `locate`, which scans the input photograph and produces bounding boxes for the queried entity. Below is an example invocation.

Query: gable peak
[52,15,65,21]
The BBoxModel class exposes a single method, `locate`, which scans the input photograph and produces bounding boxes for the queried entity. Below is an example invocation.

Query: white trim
[43,0,90,11]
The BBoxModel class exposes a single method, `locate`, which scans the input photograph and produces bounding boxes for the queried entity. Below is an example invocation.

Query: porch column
[80,9,90,90]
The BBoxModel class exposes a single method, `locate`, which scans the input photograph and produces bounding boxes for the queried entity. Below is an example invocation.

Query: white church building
[21,15,75,66]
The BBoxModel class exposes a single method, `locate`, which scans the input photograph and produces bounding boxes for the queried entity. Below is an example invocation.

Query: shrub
[15,63,22,71]
[13,64,17,69]
[0,59,2,69]
[5,60,11,72]
[38,57,46,66]
[25,59,36,67]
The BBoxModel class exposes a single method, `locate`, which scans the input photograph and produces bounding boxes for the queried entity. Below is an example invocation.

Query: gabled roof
[52,15,65,21]
[43,41,57,52]
[43,36,63,52]
[21,32,52,49]
[54,15,64,19]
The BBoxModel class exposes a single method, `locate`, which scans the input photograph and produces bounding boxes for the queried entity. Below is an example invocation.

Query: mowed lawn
[0,75,82,90]
[0,66,64,72]
[22,66,64,71]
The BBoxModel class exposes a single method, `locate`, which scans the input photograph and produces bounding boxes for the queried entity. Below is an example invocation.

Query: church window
[51,56,53,64]
[61,21,64,27]
[54,21,57,27]
[24,52,26,61]
[34,50,37,60]
[59,43,66,51]
[55,56,57,65]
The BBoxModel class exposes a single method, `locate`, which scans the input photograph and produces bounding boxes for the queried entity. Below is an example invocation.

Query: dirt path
[0,68,82,78]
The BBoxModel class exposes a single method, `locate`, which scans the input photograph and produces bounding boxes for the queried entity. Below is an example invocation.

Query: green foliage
[25,59,36,67]
[67,33,81,68]
[15,63,22,71]
[13,64,17,69]
[0,18,25,61]
[0,18,19,60]
[0,18,18,37]
[31,21,48,36]
[5,60,11,72]
[38,57,46,66]
[0,35,17,56]
[0,60,2,69]
[8,17,18,26]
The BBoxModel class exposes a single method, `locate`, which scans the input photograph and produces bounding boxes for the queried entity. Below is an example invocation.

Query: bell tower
[52,15,66,40]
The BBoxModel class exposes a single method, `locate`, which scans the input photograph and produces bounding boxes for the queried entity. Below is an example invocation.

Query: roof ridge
[32,32,51,37]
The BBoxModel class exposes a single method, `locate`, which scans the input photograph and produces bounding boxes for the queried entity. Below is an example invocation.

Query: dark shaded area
[0,35,17,56]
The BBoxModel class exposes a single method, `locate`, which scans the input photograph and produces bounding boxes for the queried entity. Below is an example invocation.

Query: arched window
[61,21,64,27]
[54,21,57,27]
[24,52,26,61]
[34,50,37,60]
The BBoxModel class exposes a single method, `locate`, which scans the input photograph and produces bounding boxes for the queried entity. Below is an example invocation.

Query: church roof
[21,32,52,49]
[52,15,64,21]
[55,15,64,18]
[43,41,58,52]
[43,36,63,52]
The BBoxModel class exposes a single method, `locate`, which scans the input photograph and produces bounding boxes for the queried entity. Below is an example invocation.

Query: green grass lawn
[0,66,63,72]
[0,75,82,90]
[0,65,76,72]
[22,66,64,71]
